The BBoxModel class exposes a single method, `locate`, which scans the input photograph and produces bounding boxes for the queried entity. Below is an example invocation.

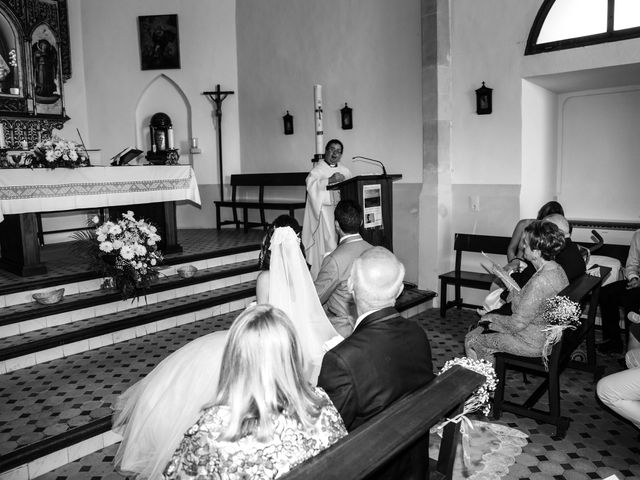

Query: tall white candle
[167,127,175,149]
[314,84,323,156]
[0,123,5,149]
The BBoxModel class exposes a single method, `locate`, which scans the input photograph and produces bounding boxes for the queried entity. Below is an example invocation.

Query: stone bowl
[177,265,197,279]
[32,288,65,305]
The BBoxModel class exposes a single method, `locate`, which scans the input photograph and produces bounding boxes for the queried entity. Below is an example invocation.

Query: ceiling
[526,62,640,93]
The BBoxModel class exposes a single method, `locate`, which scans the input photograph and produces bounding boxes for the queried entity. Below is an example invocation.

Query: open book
[110,148,143,166]
[481,251,521,292]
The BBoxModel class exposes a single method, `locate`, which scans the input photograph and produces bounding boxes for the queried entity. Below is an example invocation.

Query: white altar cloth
[0,165,201,222]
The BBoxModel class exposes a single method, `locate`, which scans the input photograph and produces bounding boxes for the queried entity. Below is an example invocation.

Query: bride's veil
[268,226,340,381]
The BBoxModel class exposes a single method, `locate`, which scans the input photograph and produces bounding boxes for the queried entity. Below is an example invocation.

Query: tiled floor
[32,308,640,480]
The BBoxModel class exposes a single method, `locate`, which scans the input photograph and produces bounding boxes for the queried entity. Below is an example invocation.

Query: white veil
[268,227,341,382]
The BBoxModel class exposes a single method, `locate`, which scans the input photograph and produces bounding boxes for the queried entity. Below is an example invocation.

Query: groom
[317,247,435,479]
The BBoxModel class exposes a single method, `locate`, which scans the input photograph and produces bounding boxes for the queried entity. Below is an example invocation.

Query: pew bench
[438,233,512,317]
[280,365,485,480]
[214,172,308,231]
[492,266,611,439]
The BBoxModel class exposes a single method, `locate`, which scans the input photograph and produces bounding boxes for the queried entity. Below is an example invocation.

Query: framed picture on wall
[138,14,180,70]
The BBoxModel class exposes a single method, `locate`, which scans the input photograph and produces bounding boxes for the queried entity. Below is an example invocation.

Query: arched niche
[134,74,192,164]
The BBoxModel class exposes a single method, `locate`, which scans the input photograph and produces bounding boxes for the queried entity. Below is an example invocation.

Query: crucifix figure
[203,84,235,202]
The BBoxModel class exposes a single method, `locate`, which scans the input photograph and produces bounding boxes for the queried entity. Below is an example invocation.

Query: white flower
[147,238,156,246]
[108,224,122,235]
[91,216,100,224]
[99,241,113,253]
[133,244,147,256]
[69,150,78,161]
[112,240,124,250]
[120,245,135,260]
[45,150,56,162]
[97,233,107,242]
[151,258,157,266]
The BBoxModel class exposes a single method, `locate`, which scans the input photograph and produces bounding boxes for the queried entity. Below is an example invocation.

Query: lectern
[328,174,401,251]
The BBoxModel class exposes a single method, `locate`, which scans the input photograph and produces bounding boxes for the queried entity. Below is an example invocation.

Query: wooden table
[0,165,200,276]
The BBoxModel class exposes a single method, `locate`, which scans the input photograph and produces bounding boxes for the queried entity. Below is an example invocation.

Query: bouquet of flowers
[30,136,90,169]
[540,295,582,368]
[76,211,163,301]
[439,357,498,418]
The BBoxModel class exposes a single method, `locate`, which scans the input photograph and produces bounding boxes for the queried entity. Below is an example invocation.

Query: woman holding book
[465,221,569,363]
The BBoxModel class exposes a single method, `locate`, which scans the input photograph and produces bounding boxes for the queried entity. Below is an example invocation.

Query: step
[0,288,435,480]
[0,257,259,339]
[0,249,258,309]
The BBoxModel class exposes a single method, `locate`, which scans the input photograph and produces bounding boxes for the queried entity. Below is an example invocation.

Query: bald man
[317,247,435,480]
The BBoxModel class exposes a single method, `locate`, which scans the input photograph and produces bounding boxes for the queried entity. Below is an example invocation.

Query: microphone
[352,156,387,176]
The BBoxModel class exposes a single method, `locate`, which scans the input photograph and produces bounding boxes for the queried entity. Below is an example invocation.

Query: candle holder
[146,112,178,164]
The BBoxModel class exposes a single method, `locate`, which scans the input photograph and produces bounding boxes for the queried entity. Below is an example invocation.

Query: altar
[0,165,201,276]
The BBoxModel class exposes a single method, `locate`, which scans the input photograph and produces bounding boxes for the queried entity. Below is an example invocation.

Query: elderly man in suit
[314,199,372,337]
[317,247,435,479]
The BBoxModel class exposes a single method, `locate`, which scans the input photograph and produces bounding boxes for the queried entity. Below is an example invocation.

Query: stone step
[0,257,259,340]
[0,249,258,309]
[0,288,435,480]
[0,279,258,373]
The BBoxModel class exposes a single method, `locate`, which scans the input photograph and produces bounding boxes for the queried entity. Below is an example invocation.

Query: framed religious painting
[138,14,181,70]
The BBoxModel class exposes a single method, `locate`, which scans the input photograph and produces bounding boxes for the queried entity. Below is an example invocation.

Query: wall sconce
[340,103,353,130]
[283,111,294,135]
[475,82,492,115]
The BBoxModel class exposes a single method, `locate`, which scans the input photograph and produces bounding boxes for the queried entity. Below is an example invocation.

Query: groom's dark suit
[318,306,435,479]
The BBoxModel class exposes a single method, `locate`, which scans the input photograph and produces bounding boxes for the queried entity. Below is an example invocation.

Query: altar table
[0,166,201,276]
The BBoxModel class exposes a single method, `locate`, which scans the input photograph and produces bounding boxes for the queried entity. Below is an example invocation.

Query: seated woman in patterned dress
[163,304,347,480]
[465,220,569,364]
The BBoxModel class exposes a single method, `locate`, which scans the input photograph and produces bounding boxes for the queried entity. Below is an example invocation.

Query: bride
[113,216,341,479]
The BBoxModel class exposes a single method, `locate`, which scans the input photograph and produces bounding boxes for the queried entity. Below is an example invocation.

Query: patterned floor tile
[29,308,640,479]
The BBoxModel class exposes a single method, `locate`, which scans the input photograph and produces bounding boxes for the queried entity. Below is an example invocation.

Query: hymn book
[481,251,521,292]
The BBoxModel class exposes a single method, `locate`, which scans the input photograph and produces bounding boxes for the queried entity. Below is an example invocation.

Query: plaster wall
[236,0,424,282]
[78,0,240,228]
[441,0,640,304]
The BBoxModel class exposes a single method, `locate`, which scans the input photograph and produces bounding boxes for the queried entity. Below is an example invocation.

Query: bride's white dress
[112,227,340,479]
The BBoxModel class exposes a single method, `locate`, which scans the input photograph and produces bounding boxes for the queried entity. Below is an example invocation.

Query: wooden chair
[492,267,610,438]
[438,233,511,317]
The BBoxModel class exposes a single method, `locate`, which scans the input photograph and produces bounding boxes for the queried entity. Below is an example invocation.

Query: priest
[302,139,352,279]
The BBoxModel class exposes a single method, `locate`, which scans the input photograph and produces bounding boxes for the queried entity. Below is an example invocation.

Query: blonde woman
[113,222,340,479]
[164,305,347,479]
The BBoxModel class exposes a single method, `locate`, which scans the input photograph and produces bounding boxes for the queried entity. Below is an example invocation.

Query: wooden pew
[214,172,308,231]
[492,266,611,439]
[281,366,485,480]
[438,233,512,317]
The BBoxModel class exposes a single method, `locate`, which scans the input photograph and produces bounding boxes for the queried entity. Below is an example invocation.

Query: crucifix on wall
[203,84,234,202]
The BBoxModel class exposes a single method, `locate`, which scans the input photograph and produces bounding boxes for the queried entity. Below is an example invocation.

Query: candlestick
[314,84,323,156]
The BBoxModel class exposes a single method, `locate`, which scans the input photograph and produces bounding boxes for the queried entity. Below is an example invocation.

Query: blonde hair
[212,304,327,442]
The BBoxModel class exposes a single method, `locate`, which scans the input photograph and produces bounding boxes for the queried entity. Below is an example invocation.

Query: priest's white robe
[302,161,352,280]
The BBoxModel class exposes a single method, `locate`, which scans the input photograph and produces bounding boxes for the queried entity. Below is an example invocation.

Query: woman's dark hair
[325,139,344,153]
[257,215,304,270]
[536,201,564,220]
[524,220,565,261]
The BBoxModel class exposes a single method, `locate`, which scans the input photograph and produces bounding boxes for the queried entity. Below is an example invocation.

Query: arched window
[526,0,640,55]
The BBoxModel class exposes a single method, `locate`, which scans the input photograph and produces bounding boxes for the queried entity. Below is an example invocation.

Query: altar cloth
[0,165,201,222]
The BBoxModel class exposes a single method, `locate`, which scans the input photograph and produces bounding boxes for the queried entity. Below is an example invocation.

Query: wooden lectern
[328,174,401,251]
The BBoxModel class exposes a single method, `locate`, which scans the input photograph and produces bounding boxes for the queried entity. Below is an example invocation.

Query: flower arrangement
[8,49,17,68]
[540,295,582,368]
[30,136,90,169]
[439,357,498,417]
[76,211,163,301]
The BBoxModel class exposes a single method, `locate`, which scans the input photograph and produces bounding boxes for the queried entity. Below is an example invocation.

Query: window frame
[525,0,640,55]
